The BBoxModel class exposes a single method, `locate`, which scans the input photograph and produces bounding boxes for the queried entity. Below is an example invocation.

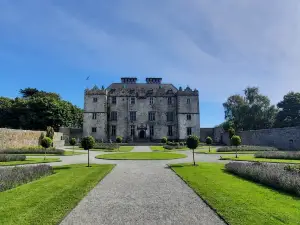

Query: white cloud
[0,0,300,103]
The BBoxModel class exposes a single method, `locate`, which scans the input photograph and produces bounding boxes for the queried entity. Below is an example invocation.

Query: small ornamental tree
[41,137,53,160]
[228,127,235,140]
[46,126,55,140]
[116,136,123,151]
[81,136,95,167]
[69,138,76,154]
[231,135,242,158]
[161,137,168,144]
[186,135,199,166]
[205,136,213,152]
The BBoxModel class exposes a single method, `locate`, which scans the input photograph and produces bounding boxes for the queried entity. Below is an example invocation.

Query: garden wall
[200,128,214,142]
[221,126,300,150]
[59,127,83,144]
[0,128,64,149]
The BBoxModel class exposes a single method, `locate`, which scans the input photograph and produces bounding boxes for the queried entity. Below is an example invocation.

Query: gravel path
[60,146,225,225]
[131,146,152,152]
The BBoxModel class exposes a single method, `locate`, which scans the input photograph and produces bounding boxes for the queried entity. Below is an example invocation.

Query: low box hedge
[217,145,277,152]
[255,151,300,160]
[0,154,26,162]
[0,146,64,155]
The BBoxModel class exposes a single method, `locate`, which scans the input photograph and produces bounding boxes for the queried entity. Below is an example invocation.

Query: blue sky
[0,0,300,127]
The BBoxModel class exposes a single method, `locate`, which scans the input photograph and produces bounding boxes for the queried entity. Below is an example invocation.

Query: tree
[41,137,53,160]
[274,92,300,128]
[69,138,76,154]
[223,87,277,130]
[187,135,199,166]
[205,136,213,152]
[116,136,123,151]
[81,136,95,167]
[228,127,235,140]
[46,126,55,140]
[0,97,13,128]
[19,88,39,98]
[231,135,242,158]
[161,137,168,144]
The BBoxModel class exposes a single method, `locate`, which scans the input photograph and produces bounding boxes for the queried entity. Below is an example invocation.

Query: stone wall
[200,128,214,142]
[0,128,64,149]
[59,127,83,144]
[221,126,300,150]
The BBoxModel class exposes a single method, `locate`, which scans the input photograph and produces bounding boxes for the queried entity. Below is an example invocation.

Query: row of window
[92,97,191,105]
[92,112,193,121]
[91,126,193,136]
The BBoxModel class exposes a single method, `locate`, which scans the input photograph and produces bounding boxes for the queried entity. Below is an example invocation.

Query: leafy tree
[19,88,39,98]
[231,135,242,158]
[274,92,300,128]
[0,97,13,128]
[223,87,277,130]
[69,138,76,154]
[228,127,235,139]
[41,137,53,160]
[161,137,168,144]
[81,136,95,167]
[46,126,55,140]
[116,136,123,143]
[187,135,199,166]
[205,136,213,152]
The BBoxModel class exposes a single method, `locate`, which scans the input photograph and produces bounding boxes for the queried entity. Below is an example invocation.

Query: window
[130,125,135,136]
[148,112,155,121]
[167,112,174,121]
[168,97,172,105]
[111,125,116,136]
[111,111,117,121]
[93,97,98,103]
[150,97,154,105]
[187,127,192,136]
[130,111,136,121]
[168,125,173,136]
[187,114,191,120]
[92,127,97,133]
[187,98,190,104]
[130,97,135,104]
[92,113,97,120]
[150,125,154,136]
[112,96,117,104]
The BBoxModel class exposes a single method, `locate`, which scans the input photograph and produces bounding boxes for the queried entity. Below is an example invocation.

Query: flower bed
[0,165,53,192]
[0,154,26,162]
[255,151,300,160]
[217,145,277,152]
[225,162,300,197]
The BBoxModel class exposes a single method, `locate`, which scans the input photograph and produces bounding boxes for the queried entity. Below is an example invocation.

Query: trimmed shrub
[93,143,120,151]
[0,154,26,162]
[225,162,300,197]
[41,137,52,149]
[46,126,55,140]
[228,127,235,139]
[81,136,95,150]
[206,136,213,145]
[187,135,199,166]
[69,138,76,146]
[255,151,300,160]
[0,165,53,192]
[231,135,241,147]
[217,145,278,152]
[163,145,174,150]
[0,147,64,155]
[116,136,123,143]
[161,137,168,144]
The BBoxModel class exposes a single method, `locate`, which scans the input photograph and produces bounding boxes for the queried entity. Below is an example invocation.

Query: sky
[0,0,300,127]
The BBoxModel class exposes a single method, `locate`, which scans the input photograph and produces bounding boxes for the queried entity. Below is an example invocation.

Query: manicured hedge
[255,151,300,160]
[225,162,300,197]
[0,165,53,192]
[0,148,64,155]
[0,154,26,162]
[217,145,277,152]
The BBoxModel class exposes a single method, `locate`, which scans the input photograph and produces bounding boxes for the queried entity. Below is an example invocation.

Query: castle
[83,77,200,142]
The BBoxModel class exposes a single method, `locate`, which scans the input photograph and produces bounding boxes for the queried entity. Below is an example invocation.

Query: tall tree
[274,92,300,128]
[223,87,277,130]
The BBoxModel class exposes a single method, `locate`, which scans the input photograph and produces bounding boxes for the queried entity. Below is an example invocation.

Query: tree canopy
[0,88,83,131]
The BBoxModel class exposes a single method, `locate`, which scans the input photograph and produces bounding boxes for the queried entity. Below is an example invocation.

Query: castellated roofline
[177,86,199,96]
[85,87,107,95]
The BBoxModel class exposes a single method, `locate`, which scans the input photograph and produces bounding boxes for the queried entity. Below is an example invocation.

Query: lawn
[0,164,115,225]
[0,158,61,166]
[220,155,300,164]
[96,152,187,160]
[150,146,189,151]
[170,163,300,225]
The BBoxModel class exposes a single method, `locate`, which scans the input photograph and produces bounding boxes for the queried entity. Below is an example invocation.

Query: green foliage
[69,138,76,146]
[186,135,199,150]
[161,137,168,144]
[231,135,242,147]
[217,145,277,152]
[41,137,53,149]
[274,92,300,127]
[46,126,55,140]
[0,88,83,130]
[116,136,123,143]
[228,127,235,139]
[205,136,213,145]
[223,87,277,130]
[0,154,26,162]
[81,136,95,150]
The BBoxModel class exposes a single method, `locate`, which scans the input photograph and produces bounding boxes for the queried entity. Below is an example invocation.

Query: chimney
[146,78,162,84]
[121,77,137,84]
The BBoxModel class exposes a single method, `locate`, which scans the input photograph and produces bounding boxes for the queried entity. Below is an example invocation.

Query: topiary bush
[205,136,213,152]
[41,137,53,149]
[116,136,123,143]
[46,126,55,140]
[0,154,26,162]
[231,135,242,158]
[161,137,168,144]
[81,136,95,150]
[69,138,76,146]
[187,135,199,166]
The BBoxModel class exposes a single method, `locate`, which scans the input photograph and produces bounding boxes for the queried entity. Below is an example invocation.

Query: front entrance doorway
[139,130,146,139]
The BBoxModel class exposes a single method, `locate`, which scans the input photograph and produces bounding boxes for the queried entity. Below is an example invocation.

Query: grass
[150,146,189,151]
[170,163,300,225]
[96,152,187,160]
[0,158,61,166]
[75,146,134,152]
[0,164,115,225]
[220,155,300,164]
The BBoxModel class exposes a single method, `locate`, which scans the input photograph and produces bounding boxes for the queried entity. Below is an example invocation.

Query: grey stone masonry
[83,78,200,142]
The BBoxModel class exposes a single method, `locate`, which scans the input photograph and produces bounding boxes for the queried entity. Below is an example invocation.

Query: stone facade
[59,127,83,144]
[83,78,200,142]
[0,128,64,149]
